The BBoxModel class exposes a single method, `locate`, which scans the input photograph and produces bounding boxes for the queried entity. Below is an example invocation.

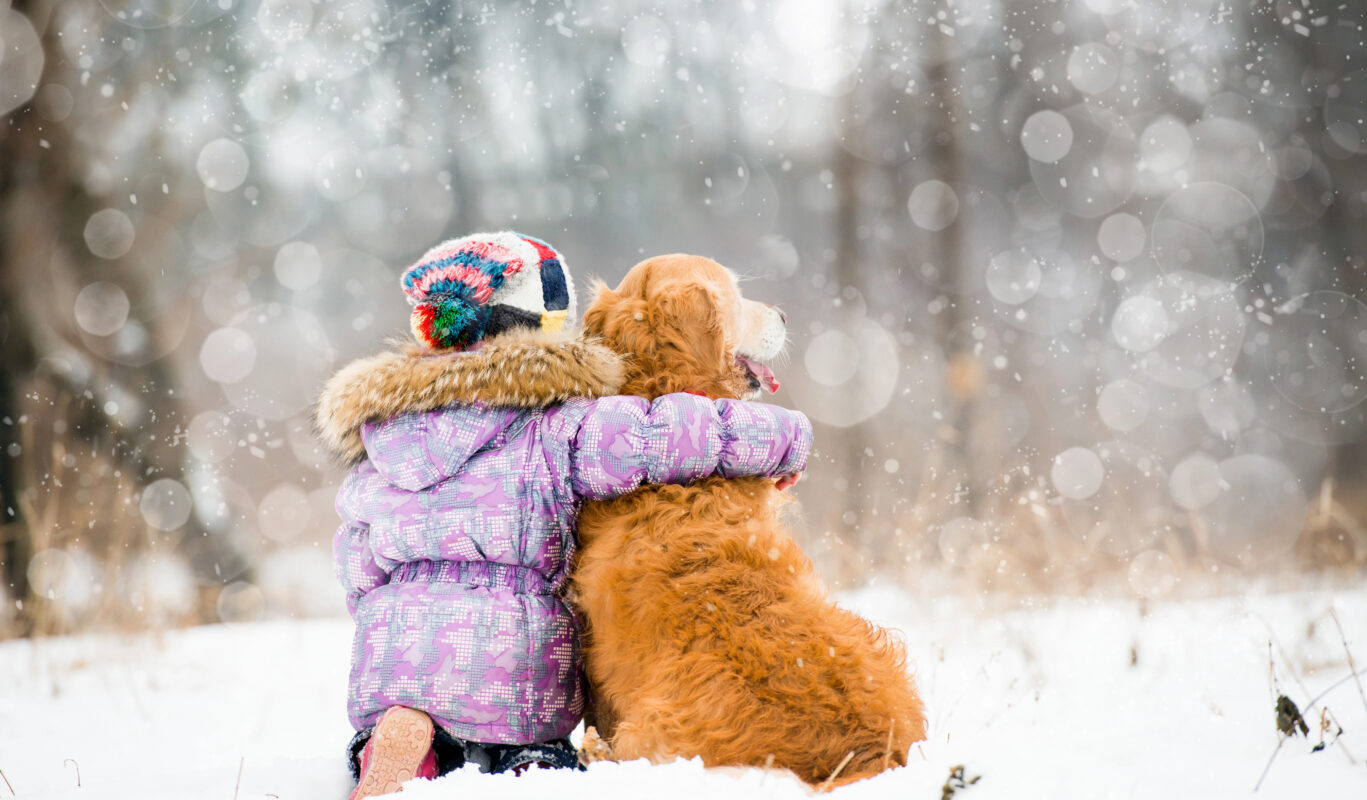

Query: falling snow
[3,0,1367,796]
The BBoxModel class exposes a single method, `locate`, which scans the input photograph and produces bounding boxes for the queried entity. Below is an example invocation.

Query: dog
[569,254,926,787]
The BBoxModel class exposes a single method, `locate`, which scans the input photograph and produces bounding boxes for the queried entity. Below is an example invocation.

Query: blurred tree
[830,17,872,539]
[3,0,1365,628]
[923,18,977,512]
[0,0,246,632]
[0,206,35,631]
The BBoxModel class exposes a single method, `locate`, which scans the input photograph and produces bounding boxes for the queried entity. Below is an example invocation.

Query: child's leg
[463,738,583,775]
[346,727,371,782]
[430,726,470,775]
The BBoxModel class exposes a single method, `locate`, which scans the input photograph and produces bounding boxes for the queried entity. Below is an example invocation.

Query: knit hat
[401,231,576,350]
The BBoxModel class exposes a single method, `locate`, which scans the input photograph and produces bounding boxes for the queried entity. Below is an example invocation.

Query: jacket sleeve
[333,521,388,618]
[567,393,812,500]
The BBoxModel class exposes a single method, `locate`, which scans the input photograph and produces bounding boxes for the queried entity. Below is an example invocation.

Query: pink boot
[349,707,439,800]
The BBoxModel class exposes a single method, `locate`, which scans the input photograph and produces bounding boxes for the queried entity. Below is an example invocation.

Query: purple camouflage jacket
[324,338,812,745]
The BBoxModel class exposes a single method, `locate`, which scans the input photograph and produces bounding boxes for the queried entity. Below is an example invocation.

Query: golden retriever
[570,254,926,787]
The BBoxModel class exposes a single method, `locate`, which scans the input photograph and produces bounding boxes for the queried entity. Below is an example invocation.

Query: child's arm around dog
[564,393,810,499]
[334,393,808,618]
[350,392,810,503]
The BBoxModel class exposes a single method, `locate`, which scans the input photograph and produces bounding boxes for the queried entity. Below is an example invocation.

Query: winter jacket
[316,330,812,745]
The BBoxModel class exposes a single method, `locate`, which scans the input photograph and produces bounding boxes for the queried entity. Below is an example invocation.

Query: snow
[4,586,1367,799]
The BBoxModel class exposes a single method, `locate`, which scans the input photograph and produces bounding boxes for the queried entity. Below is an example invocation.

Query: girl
[315,233,811,799]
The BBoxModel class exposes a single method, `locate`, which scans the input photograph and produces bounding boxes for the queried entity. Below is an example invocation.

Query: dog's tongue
[738,354,780,394]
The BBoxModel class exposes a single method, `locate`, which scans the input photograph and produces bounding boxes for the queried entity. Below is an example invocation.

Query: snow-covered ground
[3,586,1366,799]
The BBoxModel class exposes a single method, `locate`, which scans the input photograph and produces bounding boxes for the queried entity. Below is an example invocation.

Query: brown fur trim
[314,329,626,463]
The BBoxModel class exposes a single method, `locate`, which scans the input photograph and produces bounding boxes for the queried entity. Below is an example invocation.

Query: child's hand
[775,472,801,491]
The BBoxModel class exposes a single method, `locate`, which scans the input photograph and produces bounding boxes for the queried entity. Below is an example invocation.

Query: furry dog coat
[572,257,927,785]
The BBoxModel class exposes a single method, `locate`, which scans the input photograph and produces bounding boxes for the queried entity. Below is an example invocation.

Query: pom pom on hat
[402,231,576,350]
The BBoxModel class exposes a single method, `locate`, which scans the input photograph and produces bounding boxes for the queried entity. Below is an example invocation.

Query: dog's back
[572,475,927,786]
[572,254,927,785]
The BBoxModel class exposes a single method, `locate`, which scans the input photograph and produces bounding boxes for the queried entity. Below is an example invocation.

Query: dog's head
[583,254,787,400]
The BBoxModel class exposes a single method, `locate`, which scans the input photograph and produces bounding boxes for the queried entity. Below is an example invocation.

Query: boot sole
[351,707,435,799]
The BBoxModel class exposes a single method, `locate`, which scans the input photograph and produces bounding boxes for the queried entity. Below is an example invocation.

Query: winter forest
[3,0,1367,798]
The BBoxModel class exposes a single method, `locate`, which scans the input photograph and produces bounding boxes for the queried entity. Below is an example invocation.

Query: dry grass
[4,378,199,639]
[816,751,855,792]
[801,441,1367,601]
[6,379,1366,641]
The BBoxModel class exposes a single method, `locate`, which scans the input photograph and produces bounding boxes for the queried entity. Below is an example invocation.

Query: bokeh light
[74,281,131,336]
[1021,110,1074,163]
[1152,183,1264,279]
[1267,292,1367,414]
[83,209,135,260]
[793,318,899,428]
[1202,455,1307,566]
[1052,446,1104,501]
[200,327,257,385]
[1135,273,1246,390]
[0,8,43,116]
[907,180,959,231]
[196,139,250,192]
[140,478,194,532]
[1097,378,1150,433]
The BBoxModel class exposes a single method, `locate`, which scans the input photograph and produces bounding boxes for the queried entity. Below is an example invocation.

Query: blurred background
[2,0,1366,637]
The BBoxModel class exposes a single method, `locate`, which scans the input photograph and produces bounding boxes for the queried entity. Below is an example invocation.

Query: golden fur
[580,255,755,400]
[314,328,625,463]
[572,255,927,787]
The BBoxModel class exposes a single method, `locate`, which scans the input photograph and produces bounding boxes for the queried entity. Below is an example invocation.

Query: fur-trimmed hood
[315,329,626,463]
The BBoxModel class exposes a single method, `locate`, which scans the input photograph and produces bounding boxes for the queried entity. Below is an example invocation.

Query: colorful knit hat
[401,231,576,350]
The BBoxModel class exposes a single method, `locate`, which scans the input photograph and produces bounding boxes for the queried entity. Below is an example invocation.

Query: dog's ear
[650,282,730,380]
[584,273,738,398]
[583,277,655,357]
[581,279,616,339]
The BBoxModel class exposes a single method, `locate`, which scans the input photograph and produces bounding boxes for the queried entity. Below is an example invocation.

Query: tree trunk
[925,26,978,513]
[830,12,872,546]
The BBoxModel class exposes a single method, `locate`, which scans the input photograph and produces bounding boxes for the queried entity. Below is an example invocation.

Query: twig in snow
[1320,708,1357,764]
[1258,626,1362,790]
[1306,666,1367,710]
[1257,625,1355,760]
[0,767,14,796]
[941,765,982,799]
[1266,642,1278,705]
[1257,635,1315,791]
[234,757,244,800]
[63,758,80,788]
[1313,708,1345,753]
[1258,693,1313,791]
[817,751,855,792]
[1291,652,1360,766]
[1257,624,1314,705]
[1253,736,1286,792]
[1327,608,1367,721]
